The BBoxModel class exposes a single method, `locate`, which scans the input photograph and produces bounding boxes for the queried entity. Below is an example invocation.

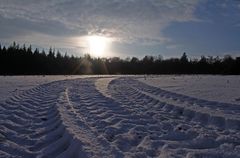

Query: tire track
[107,77,240,157]
[1,77,239,158]
[0,80,79,158]
[68,79,168,157]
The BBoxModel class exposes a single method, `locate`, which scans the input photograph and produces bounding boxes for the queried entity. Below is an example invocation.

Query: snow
[0,75,240,157]
[0,76,81,102]
[138,75,240,105]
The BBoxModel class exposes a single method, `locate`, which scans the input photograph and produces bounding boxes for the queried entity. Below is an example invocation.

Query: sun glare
[87,36,109,57]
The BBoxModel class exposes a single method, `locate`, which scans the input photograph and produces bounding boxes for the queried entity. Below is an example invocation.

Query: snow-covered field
[139,75,240,105]
[0,76,90,103]
[0,75,240,157]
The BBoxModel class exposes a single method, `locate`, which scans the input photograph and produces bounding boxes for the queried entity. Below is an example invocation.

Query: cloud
[0,0,200,45]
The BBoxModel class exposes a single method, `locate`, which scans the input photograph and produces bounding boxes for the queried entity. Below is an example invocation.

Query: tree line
[0,42,239,75]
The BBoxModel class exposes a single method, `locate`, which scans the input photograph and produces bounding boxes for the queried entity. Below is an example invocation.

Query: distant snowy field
[0,75,98,102]
[1,75,239,104]
[139,75,240,105]
[0,75,240,157]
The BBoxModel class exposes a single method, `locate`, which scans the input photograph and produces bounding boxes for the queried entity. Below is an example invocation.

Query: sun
[87,35,109,57]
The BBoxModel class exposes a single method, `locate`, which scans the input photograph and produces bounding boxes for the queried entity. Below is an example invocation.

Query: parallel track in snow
[0,81,65,158]
[0,77,239,157]
[107,77,240,157]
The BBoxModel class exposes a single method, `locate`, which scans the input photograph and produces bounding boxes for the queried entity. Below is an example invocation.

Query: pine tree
[180,52,188,63]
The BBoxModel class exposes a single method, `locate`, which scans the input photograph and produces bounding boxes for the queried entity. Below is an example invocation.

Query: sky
[0,0,240,59]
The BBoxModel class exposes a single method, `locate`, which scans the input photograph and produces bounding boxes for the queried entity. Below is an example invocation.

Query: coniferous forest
[0,42,239,75]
